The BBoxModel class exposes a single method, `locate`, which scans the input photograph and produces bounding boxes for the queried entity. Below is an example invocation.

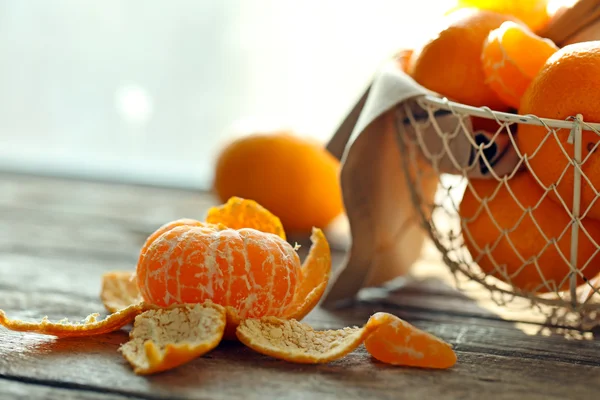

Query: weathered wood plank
[2,287,600,368]
[1,378,133,400]
[0,172,214,228]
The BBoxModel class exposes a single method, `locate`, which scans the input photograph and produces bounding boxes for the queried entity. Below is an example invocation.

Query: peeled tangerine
[0,196,457,375]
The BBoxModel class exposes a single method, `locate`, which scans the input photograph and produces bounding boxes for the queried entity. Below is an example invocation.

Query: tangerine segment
[236,317,376,364]
[0,304,145,338]
[482,21,558,109]
[101,271,142,313]
[206,196,286,241]
[119,302,226,375]
[137,224,300,319]
[284,228,331,320]
[364,312,457,369]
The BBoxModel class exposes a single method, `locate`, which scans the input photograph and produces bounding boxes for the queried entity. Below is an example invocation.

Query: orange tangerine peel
[284,227,331,320]
[236,312,457,368]
[119,302,226,375]
[236,317,376,364]
[101,271,142,313]
[205,196,286,241]
[0,303,145,338]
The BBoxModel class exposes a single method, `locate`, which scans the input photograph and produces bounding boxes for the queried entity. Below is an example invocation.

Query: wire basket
[395,94,600,330]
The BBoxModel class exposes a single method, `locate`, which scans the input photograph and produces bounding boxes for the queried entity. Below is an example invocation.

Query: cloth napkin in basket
[321,58,521,307]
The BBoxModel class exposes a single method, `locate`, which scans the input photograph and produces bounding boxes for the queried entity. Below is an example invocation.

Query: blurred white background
[0,0,452,189]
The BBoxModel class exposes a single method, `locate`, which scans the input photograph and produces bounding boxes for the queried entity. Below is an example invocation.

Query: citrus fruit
[459,171,600,293]
[213,131,344,233]
[516,41,600,220]
[136,197,332,322]
[450,0,550,32]
[408,8,519,110]
[482,21,558,109]
[137,223,301,318]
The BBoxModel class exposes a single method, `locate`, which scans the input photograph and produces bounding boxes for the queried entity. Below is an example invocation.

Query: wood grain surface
[0,172,599,400]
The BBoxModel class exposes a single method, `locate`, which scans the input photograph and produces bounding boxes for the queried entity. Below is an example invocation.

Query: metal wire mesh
[395,94,600,329]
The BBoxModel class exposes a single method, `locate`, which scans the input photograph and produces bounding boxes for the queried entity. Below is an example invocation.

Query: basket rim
[420,95,600,132]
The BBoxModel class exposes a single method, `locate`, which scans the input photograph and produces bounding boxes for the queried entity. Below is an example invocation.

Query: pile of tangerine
[0,197,456,375]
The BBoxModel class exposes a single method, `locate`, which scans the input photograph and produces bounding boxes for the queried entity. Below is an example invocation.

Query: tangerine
[137,223,301,318]
[516,41,600,220]
[213,131,344,233]
[482,21,558,109]
[459,171,600,293]
[408,8,519,110]
[450,0,550,32]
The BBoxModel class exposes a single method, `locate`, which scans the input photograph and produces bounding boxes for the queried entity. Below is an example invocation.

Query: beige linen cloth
[321,58,521,307]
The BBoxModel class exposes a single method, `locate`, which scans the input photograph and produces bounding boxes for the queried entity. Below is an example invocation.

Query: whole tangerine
[450,0,550,32]
[408,8,519,110]
[459,171,600,293]
[213,131,344,233]
[482,21,558,109]
[516,41,600,220]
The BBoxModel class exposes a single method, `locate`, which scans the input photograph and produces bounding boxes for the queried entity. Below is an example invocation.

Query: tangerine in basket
[213,131,344,233]
[450,0,550,32]
[516,41,600,221]
[482,21,558,109]
[459,171,600,293]
[408,8,519,111]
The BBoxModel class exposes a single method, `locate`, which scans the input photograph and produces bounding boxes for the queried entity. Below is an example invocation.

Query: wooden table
[1,172,599,400]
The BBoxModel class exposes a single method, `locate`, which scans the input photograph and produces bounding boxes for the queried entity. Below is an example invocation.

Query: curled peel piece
[0,304,145,338]
[119,302,226,375]
[236,312,457,368]
[364,312,457,369]
[284,227,331,321]
[205,196,286,241]
[101,271,142,313]
[236,317,376,364]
